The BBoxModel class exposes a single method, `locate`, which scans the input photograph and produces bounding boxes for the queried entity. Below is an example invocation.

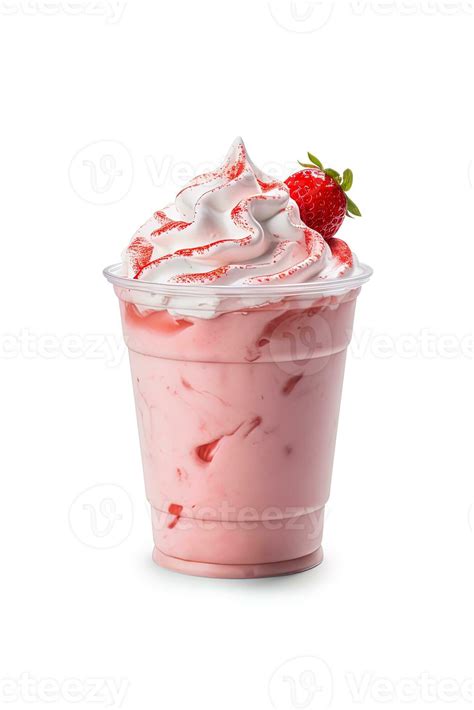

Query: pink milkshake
[104,139,371,578]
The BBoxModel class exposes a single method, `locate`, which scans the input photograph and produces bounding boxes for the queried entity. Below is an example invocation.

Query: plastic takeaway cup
[104,263,372,578]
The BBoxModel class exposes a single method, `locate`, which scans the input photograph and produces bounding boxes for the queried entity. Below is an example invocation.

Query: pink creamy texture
[123,138,356,290]
[116,287,360,575]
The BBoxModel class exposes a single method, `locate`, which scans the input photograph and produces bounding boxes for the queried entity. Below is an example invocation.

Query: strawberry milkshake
[104,138,371,578]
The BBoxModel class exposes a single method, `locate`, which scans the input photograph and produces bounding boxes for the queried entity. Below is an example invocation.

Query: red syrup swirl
[195,417,263,463]
[167,503,183,529]
[282,374,303,395]
[195,437,223,464]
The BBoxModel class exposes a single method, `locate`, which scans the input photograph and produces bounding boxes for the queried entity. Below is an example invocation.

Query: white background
[1,1,473,709]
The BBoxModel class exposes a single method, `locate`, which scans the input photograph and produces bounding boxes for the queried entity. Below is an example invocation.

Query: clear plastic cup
[104,262,372,578]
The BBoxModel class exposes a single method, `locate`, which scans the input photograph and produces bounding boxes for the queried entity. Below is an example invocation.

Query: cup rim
[103,262,373,298]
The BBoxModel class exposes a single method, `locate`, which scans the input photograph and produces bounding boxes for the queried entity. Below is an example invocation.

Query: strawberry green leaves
[307,152,323,170]
[346,195,361,217]
[341,169,353,192]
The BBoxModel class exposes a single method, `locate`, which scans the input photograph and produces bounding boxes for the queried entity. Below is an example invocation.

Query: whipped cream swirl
[123,138,358,291]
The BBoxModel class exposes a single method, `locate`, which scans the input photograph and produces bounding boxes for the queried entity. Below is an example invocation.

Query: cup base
[152,546,323,579]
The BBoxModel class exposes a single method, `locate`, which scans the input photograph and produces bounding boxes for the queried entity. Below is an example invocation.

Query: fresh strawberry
[327,237,353,274]
[285,152,361,241]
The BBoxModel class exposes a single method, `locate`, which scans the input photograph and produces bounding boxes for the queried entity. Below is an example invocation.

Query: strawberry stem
[324,168,342,184]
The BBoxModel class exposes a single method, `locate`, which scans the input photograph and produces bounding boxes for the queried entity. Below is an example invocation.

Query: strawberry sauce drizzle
[257,178,281,192]
[127,236,154,274]
[150,220,190,238]
[282,374,303,395]
[195,437,223,463]
[167,503,183,529]
[173,266,230,284]
[195,416,262,462]
[327,237,353,272]
[168,503,183,516]
[243,416,262,438]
